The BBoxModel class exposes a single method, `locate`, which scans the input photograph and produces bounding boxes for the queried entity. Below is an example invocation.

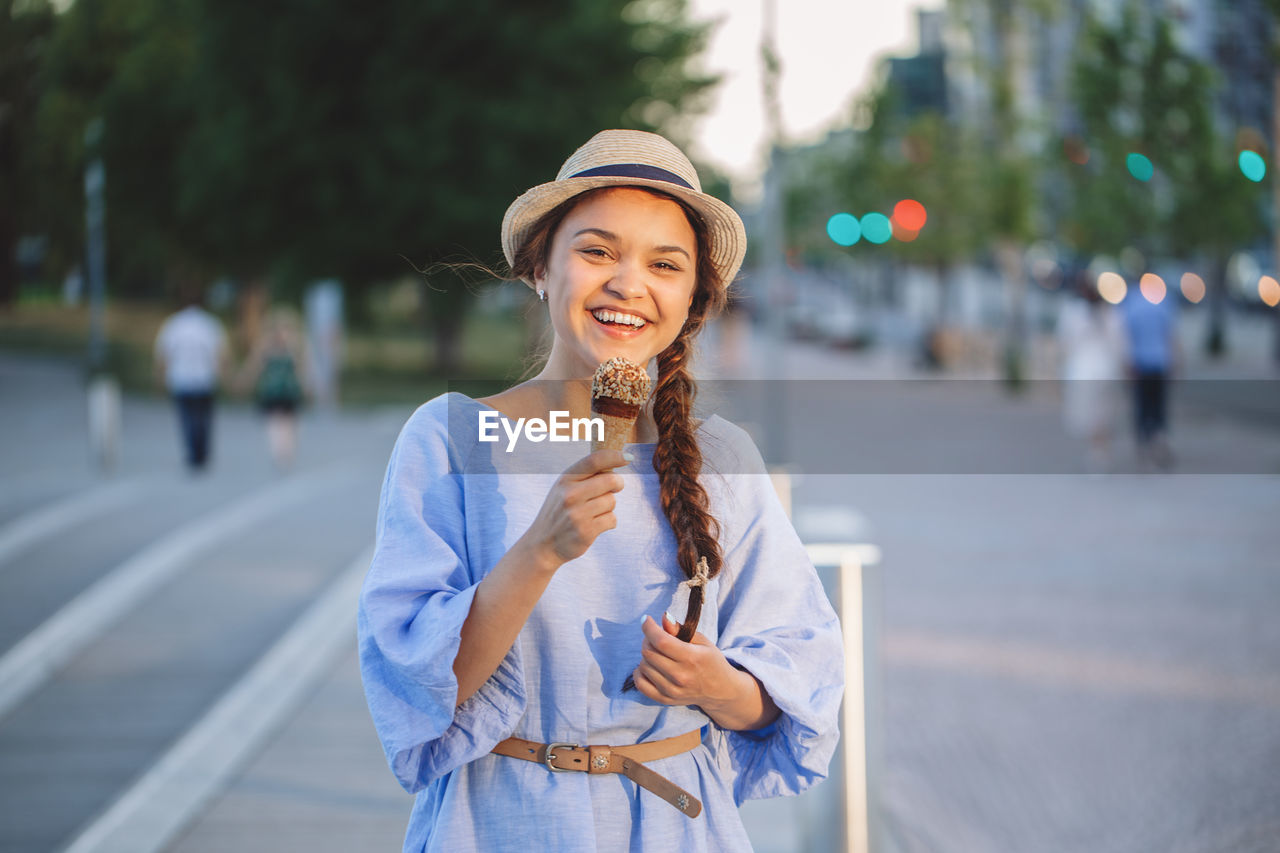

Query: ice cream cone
[594,411,636,452]
[590,357,652,453]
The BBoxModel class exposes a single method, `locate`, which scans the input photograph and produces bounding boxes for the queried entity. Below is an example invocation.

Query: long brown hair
[510,187,728,641]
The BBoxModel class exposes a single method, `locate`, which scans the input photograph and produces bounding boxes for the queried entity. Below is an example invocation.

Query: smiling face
[536,187,700,379]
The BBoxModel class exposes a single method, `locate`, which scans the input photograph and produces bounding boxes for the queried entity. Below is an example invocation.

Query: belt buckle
[544,742,578,773]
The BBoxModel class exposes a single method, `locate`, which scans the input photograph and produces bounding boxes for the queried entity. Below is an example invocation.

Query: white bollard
[87,374,122,472]
[747,472,882,853]
[804,542,882,853]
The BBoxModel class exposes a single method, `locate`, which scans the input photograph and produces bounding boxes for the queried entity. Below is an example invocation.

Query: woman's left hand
[632,613,739,711]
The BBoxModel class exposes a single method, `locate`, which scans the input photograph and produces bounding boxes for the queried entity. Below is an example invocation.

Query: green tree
[883,111,985,325]
[0,0,55,307]
[29,0,200,296]
[786,85,983,330]
[948,0,1057,387]
[176,0,716,373]
[1067,6,1266,356]
[31,0,716,373]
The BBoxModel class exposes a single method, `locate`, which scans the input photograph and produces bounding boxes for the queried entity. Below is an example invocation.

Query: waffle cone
[593,411,636,452]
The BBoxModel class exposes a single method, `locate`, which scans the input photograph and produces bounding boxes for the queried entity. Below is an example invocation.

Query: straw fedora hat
[501,129,747,289]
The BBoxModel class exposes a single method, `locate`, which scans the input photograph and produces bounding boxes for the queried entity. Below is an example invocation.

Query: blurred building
[942,0,1274,274]
[1144,0,1272,149]
[884,10,948,119]
[1206,0,1274,147]
[945,0,1274,150]
[759,0,1274,353]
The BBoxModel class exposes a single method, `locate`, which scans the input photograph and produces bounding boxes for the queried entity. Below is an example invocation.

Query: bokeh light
[1120,246,1146,276]
[1031,260,1061,289]
[826,213,861,246]
[1238,150,1266,183]
[1126,152,1154,182]
[1228,252,1261,297]
[1026,241,1061,290]
[893,224,920,242]
[903,136,932,165]
[861,212,892,244]
[1087,254,1118,281]
[1180,272,1206,304]
[1097,271,1127,305]
[1260,276,1280,308]
[1139,272,1166,304]
[1064,135,1089,165]
[892,199,928,231]
[1237,126,1267,152]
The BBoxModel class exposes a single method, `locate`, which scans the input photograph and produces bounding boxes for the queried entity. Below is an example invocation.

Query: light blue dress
[358,393,843,852]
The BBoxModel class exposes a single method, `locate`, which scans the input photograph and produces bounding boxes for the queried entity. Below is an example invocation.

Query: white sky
[684,0,932,196]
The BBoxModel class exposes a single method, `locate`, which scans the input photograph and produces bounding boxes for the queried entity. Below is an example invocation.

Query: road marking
[0,467,358,721]
[0,480,150,568]
[61,544,374,853]
[885,630,1280,709]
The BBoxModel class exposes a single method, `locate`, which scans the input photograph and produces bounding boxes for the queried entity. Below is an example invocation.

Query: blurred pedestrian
[1121,283,1180,470]
[239,307,309,471]
[1057,276,1127,473]
[357,130,842,851]
[153,288,228,472]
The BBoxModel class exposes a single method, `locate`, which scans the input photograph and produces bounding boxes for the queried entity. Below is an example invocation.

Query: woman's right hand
[520,449,631,569]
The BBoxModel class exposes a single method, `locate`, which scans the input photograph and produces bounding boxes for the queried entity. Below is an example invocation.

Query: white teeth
[592,309,645,328]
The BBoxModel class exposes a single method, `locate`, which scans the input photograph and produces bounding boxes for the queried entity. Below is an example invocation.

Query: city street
[1,329,1277,852]
[0,355,409,852]
[708,319,1280,852]
[7,1,1278,850]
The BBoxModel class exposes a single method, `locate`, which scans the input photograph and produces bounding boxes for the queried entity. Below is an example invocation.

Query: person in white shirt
[153,292,229,471]
[1057,276,1128,473]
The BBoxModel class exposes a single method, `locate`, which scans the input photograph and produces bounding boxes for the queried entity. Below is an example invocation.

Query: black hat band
[569,164,695,191]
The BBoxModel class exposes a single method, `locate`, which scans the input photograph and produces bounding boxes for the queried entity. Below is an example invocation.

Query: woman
[1058,276,1126,473]
[358,130,843,851]
[239,307,309,470]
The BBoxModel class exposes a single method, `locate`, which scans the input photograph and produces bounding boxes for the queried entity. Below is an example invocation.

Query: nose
[604,258,646,300]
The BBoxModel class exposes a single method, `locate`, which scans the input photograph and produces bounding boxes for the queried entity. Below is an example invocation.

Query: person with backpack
[241,307,309,471]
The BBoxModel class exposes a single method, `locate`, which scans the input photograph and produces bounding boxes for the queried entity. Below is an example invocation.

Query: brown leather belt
[491,729,703,818]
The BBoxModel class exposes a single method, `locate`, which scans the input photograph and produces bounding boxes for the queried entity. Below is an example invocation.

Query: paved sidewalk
[14,315,1267,853]
[166,647,412,853]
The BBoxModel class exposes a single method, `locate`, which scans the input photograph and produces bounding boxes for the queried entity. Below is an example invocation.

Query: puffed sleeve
[706,424,844,803]
[357,395,527,793]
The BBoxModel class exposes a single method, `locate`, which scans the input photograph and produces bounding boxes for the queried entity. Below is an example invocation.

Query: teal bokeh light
[861,213,892,244]
[1239,150,1266,183]
[826,213,861,246]
[1126,153,1154,182]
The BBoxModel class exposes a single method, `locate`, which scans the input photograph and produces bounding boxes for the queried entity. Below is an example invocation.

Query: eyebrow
[572,228,691,260]
[655,244,692,260]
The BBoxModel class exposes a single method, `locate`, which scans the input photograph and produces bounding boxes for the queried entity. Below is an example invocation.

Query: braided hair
[650,218,726,639]
[510,187,728,640]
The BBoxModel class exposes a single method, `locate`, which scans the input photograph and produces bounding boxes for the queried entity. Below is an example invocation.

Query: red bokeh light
[891,221,920,242]
[1064,135,1090,165]
[892,199,927,231]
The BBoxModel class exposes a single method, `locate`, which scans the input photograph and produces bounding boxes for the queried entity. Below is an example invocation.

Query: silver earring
[537,288,547,302]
